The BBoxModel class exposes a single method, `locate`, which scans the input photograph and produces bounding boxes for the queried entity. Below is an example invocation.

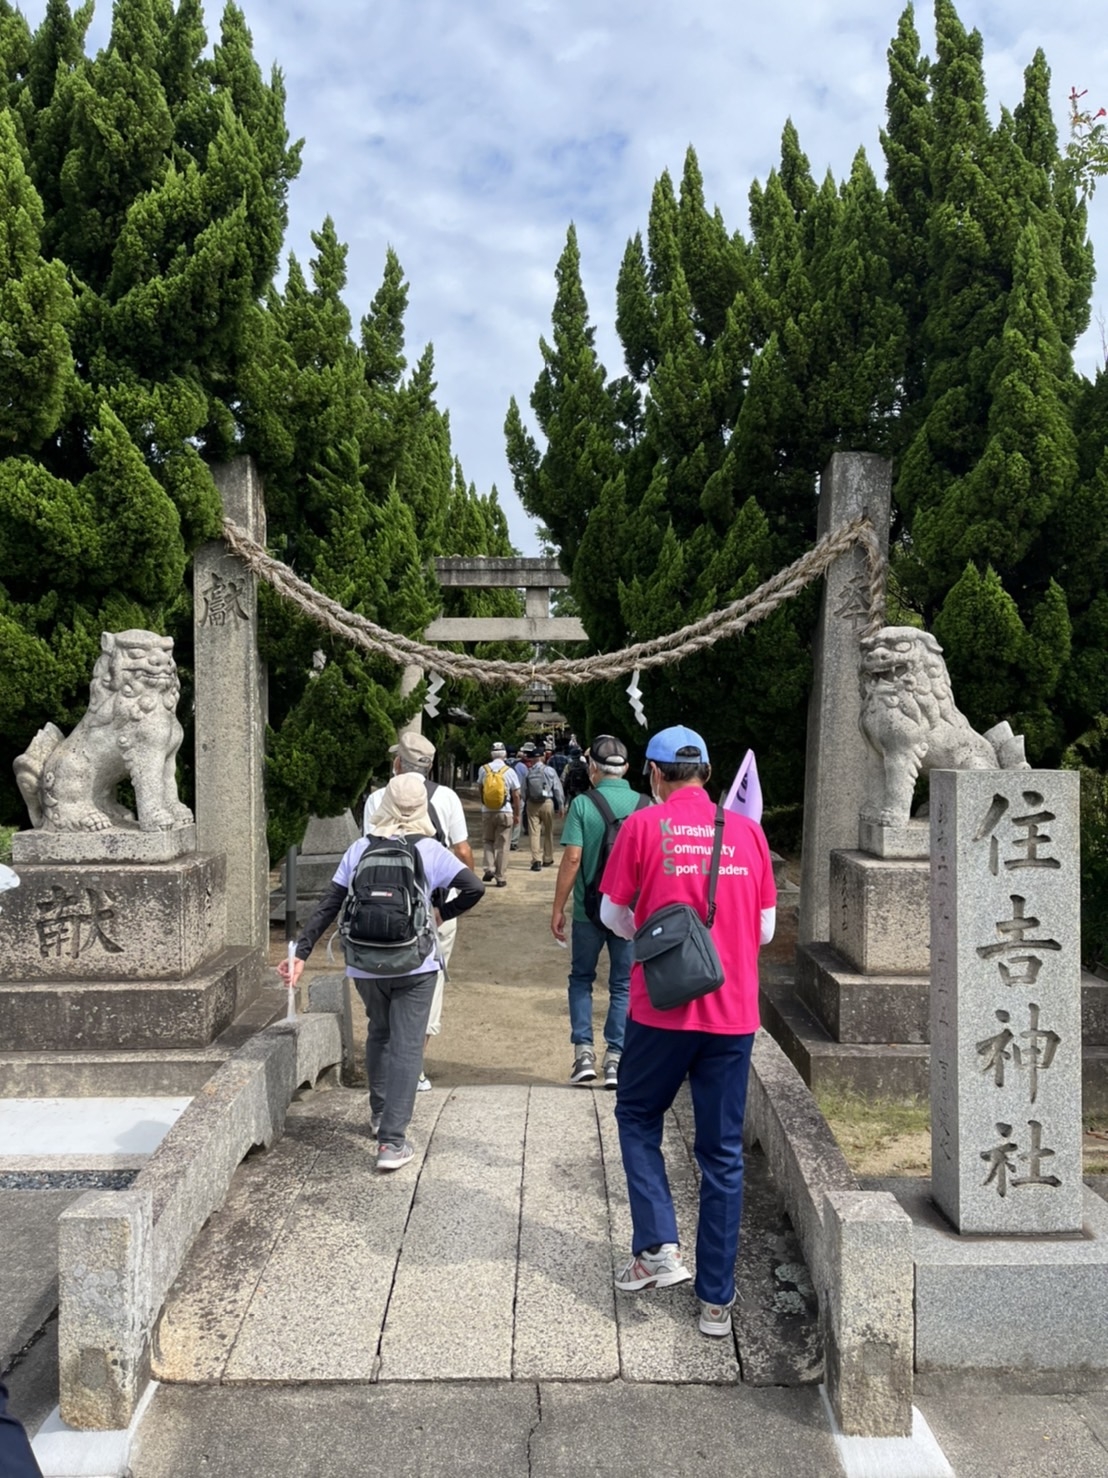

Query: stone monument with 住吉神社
[929,768,1082,1235]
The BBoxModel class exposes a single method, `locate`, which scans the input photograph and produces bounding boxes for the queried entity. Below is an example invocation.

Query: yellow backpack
[481,761,508,810]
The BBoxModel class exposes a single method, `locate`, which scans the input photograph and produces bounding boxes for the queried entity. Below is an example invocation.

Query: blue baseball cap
[644,725,710,766]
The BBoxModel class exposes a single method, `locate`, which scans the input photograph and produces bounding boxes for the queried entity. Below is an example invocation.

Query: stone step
[760,978,930,1099]
[762,977,1108,1112]
[0,947,263,1052]
[151,1084,821,1388]
[797,941,929,1044]
[0,981,282,1097]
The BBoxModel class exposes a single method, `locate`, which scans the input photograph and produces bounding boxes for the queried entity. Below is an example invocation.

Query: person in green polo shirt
[550,734,650,1088]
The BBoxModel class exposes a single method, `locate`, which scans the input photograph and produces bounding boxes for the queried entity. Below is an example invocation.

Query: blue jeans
[568,914,632,1054]
[615,1018,755,1305]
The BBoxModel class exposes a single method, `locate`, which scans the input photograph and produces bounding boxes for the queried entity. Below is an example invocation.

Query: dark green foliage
[510,132,900,808]
[508,0,1107,863]
[1,1,515,851]
[1063,719,1108,971]
[0,0,297,822]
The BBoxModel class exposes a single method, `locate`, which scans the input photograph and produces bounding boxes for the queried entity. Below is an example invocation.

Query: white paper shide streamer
[626,668,647,728]
[424,671,445,718]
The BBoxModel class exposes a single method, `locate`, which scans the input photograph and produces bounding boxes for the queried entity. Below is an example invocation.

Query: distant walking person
[550,735,649,1087]
[562,742,591,805]
[281,773,485,1171]
[522,746,564,871]
[477,740,520,886]
[511,742,534,851]
[598,725,776,1338]
[363,730,474,1091]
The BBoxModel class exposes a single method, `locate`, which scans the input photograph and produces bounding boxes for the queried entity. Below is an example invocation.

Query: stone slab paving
[0,1190,81,1366]
[598,1090,741,1384]
[513,1087,618,1381]
[154,1091,363,1382]
[379,1085,527,1380]
[153,1082,807,1389]
[226,1093,446,1383]
[130,1380,841,1478]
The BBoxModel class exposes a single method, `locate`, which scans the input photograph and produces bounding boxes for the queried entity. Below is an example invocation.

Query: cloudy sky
[22,1,1108,552]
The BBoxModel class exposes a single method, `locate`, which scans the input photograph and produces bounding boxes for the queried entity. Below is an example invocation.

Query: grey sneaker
[570,1048,597,1084]
[698,1297,735,1337]
[602,1053,620,1089]
[376,1140,414,1171]
[614,1243,692,1291]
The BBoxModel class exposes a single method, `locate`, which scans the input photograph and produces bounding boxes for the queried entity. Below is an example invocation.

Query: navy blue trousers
[0,1381,43,1477]
[614,1018,755,1305]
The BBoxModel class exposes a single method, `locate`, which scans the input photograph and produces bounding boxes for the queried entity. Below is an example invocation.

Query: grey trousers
[355,970,437,1146]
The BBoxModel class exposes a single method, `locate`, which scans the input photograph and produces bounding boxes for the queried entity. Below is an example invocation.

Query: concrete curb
[747,1029,914,1437]
[56,1013,341,1430]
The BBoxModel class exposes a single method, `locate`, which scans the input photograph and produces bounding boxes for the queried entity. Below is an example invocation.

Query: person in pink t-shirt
[598,724,776,1339]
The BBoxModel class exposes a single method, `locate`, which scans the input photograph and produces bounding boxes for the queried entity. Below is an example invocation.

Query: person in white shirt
[363,730,473,1089]
[476,740,521,885]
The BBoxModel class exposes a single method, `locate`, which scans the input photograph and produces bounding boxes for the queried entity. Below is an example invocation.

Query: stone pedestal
[0,854,225,981]
[777,846,932,1093]
[829,851,930,975]
[930,769,1082,1236]
[0,835,263,1052]
[883,1179,1108,1375]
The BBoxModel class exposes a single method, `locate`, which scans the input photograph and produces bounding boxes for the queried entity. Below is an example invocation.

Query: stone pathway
[152,1083,820,1389]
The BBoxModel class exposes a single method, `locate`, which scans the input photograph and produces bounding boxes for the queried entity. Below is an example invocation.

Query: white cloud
[17,1,1108,551]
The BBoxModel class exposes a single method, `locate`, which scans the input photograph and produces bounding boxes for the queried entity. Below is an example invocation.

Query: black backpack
[581,791,651,926]
[563,757,591,802]
[338,836,437,975]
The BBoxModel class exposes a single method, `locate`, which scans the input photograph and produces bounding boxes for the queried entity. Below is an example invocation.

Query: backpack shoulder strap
[585,789,617,827]
[423,779,445,843]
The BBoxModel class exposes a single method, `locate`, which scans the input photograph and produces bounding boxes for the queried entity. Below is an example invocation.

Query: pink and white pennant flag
[724,749,763,822]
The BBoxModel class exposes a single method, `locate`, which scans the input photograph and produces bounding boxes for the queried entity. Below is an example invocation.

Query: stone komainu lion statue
[858,626,1029,828]
[13,630,194,833]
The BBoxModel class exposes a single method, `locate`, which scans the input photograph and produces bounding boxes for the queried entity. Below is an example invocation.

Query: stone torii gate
[399,557,587,732]
[426,557,586,643]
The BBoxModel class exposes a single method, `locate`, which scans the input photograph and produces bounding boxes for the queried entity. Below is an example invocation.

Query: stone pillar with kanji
[930,768,1082,1235]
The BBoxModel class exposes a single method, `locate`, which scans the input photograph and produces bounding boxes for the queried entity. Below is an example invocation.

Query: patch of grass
[0,826,14,865]
[813,1094,1108,1178]
[814,1088,931,1177]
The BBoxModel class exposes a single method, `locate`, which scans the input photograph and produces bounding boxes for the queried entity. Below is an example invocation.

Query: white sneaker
[377,1140,414,1171]
[614,1243,692,1291]
[698,1297,735,1337]
[417,1072,432,1092]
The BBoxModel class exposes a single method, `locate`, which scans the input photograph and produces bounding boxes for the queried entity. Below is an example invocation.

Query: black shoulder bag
[632,801,727,1011]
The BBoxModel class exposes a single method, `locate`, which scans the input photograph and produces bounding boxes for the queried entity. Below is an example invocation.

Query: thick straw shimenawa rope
[222,516,886,688]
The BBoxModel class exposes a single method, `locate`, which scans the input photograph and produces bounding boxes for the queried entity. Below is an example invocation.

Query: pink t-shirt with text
[599,785,776,1034]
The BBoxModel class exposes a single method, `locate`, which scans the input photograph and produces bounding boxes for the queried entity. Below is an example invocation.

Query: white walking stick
[285,940,298,1021]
